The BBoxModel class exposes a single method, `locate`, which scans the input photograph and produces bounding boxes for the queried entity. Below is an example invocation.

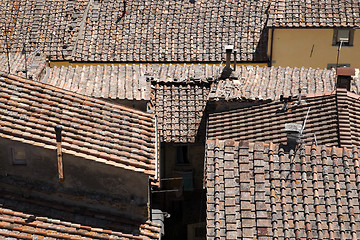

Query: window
[176,145,189,164]
[327,63,350,69]
[333,29,354,46]
[11,147,27,165]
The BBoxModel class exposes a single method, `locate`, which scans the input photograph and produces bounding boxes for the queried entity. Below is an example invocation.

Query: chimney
[285,123,302,148]
[55,125,64,181]
[336,67,355,91]
[233,49,237,71]
[225,45,233,70]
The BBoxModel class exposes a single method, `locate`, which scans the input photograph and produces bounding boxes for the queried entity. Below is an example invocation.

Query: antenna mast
[336,40,343,68]
[4,24,11,74]
[22,42,28,79]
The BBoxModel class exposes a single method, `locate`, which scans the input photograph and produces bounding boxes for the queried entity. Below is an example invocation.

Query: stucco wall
[268,28,360,68]
[0,138,149,220]
[161,143,205,191]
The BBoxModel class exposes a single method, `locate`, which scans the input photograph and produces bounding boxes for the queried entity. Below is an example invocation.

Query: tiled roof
[208,92,340,146]
[205,140,360,239]
[0,190,160,239]
[40,63,220,100]
[0,52,46,80]
[209,89,360,148]
[73,0,270,62]
[268,0,360,28]
[43,65,151,101]
[0,73,158,179]
[1,0,270,62]
[209,66,343,101]
[151,81,210,143]
[0,0,88,61]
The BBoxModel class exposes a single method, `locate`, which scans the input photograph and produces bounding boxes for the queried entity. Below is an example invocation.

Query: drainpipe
[269,27,274,67]
[55,126,64,181]
[155,115,159,181]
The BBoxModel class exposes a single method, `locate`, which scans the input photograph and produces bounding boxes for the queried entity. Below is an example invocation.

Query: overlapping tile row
[209,65,339,101]
[208,92,340,146]
[151,81,210,143]
[0,73,158,178]
[268,0,360,27]
[41,63,220,100]
[205,140,360,239]
[0,190,160,239]
[0,52,46,80]
[0,0,89,60]
[43,64,151,100]
[339,90,360,147]
[73,0,270,62]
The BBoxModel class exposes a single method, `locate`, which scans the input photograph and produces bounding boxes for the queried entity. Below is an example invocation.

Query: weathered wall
[268,28,360,68]
[0,138,149,220]
[162,143,205,191]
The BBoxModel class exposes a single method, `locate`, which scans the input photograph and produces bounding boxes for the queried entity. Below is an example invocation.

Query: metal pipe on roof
[55,125,64,181]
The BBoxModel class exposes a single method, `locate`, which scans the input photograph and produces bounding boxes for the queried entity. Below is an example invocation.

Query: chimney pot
[225,45,234,69]
[55,125,63,142]
[285,123,302,148]
[336,67,355,90]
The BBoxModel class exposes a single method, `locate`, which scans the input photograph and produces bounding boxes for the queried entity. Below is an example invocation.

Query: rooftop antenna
[313,134,318,146]
[22,42,28,79]
[336,40,343,68]
[116,0,127,23]
[4,24,11,74]
[300,107,311,136]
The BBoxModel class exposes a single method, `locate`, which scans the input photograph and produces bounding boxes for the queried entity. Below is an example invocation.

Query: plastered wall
[268,28,360,68]
[0,138,149,220]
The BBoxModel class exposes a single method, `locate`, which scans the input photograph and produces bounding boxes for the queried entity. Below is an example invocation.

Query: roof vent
[285,123,302,148]
[336,67,355,91]
[220,45,237,80]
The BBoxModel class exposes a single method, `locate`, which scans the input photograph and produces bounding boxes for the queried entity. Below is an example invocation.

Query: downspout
[203,117,209,189]
[155,115,159,181]
[55,125,64,181]
[148,179,152,221]
[269,27,274,67]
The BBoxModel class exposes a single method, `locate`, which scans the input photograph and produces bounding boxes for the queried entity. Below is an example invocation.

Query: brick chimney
[336,67,355,91]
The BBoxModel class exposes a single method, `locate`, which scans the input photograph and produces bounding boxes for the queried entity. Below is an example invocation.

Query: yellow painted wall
[268,28,360,68]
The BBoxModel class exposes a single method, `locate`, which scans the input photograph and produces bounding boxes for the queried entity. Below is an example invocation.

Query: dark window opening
[327,63,350,69]
[176,145,189,164]
[332,29,354,46]
[11,147,27,165]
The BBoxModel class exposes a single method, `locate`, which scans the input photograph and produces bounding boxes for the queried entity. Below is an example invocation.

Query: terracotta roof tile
[268,0,360,28]
[0,190,160,239]
[74,0,270,62]
[1,0,270,62]
[209,66,343,101]
[0,73,158,180]
[151,81,210,143]
[0,53,46,80]
[208,93,340,146]
[205,140,360,239]
[40,63,220,100]
[0,0,89,61]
